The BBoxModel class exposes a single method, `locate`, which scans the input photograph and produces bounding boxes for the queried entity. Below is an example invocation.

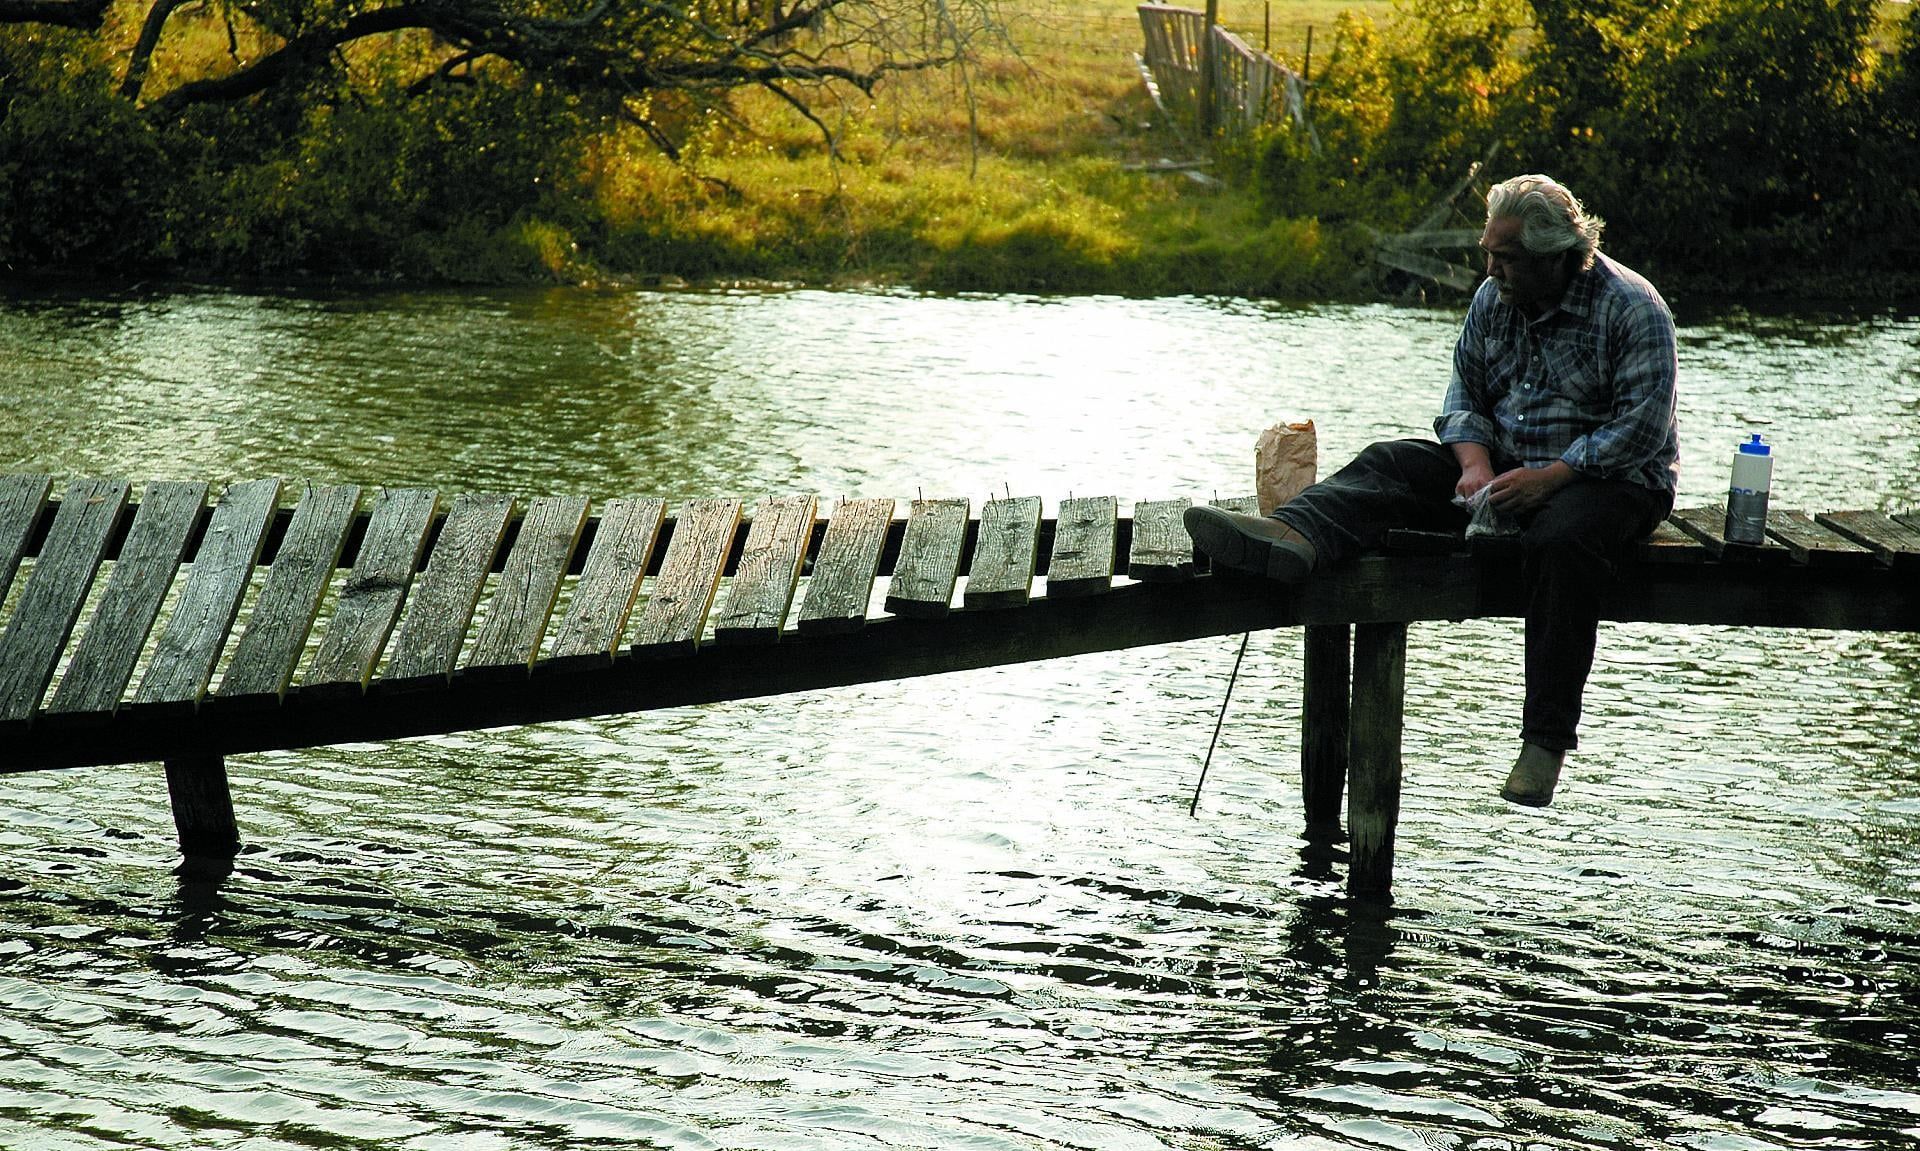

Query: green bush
[1251,0,1920,291]
[0,33,171,269]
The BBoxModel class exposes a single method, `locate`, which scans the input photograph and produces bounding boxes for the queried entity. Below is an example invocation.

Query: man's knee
[1523,484,1648,565]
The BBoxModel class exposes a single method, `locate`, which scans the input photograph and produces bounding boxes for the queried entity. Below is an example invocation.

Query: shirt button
[1516,414,1526,421]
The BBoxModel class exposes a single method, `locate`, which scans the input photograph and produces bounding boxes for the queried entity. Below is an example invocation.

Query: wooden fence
[1137,4,1317,147]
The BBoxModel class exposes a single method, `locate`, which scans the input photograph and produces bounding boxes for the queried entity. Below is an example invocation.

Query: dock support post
[1346,622,1406,901]
[164,754,241,859]
[1300,623,1350,834]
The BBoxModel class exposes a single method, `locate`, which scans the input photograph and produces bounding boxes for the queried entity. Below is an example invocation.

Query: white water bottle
[1724,433,1772,544]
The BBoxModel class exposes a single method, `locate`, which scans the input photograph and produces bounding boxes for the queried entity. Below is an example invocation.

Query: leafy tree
[0,0,1012,274]
[1252,0,1526,224]
[1252,0,1917,292]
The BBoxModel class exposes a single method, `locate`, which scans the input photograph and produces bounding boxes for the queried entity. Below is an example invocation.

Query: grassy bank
[114,0,1389,295]
[558,1,1383,295]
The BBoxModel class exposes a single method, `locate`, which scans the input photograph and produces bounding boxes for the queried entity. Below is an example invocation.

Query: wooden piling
[1346,622,1406,900]
[163,754,240,858]
[1300,623,1350,834]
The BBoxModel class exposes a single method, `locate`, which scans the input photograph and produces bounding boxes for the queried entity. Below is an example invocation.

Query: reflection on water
[2,286,1919,1149]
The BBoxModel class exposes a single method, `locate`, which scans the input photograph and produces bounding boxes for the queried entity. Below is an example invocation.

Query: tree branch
[120,0,190,101]
[761,77,840,156]
[148,4,436,114]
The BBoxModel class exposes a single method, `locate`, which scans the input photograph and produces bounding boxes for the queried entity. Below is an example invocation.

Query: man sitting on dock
[1184,173,1680,808]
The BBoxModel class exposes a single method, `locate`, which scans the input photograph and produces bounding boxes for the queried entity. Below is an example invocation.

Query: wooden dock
[4,473,1919,897]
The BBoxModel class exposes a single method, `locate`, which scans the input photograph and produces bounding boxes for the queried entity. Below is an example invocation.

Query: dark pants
[1271,438,1673,752]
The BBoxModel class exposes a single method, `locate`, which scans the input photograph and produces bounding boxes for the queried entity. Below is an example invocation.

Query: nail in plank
[884,498,968,619]
[798,498,895,635]
[714,495,817,645]
[964,495,1041,611]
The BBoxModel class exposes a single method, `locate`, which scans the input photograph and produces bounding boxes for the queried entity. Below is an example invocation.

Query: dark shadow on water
[1296,820,1348,884]
[168,850,238,945]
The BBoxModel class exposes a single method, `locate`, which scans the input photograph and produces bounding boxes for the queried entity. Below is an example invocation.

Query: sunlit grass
[549,0,1391,293]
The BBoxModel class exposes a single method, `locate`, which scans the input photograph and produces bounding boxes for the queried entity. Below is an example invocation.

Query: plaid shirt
[1435,252,1680,492]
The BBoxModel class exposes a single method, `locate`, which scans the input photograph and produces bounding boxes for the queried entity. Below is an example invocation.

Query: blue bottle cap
[1739,433,1770,455]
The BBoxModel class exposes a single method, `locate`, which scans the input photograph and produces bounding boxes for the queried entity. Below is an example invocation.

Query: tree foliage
[0,0,1012,275]
[1257,0,1920,291]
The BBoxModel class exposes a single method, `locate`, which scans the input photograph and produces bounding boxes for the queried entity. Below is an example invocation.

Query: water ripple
[2,288,1919,1149]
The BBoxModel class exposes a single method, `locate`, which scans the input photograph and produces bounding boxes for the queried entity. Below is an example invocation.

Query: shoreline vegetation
[3,1,1918,305]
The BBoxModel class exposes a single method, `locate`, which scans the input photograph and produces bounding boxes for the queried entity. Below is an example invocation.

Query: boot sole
[1182,506,1313,583]
[1498,786,1554,808]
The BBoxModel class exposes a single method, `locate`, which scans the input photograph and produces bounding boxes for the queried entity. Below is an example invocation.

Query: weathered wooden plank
[798,498,895,636]
[546,496,666,667]
[1764,509,1875,570]
[1046,496,1117,598]
[1346,621,1406,902]
[1638,518,1708,564]
[0,473,53,610]
[713,495,817,646]
[47,481,208,717]
[303,487,439,694]
[132,477,281,709]
[963,495,1041,611]
[630,498,741,658]
[1670,505,1791,564]
[884,497,968,619]
[0,478,130,722]
[385,491,516,685]
[1373,245,1480,292]
[465,494,591,674]
[1128,498,1195,582]
[1379,227,1482,249]
[1816,510,1920,573]
[214,483,361,704]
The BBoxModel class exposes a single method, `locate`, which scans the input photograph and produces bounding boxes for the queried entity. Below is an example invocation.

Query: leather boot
[1182,506,1317,582]
[1500,742,1566,807]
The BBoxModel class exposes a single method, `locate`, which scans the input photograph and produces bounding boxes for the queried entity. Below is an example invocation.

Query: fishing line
[1189,630,1251,816]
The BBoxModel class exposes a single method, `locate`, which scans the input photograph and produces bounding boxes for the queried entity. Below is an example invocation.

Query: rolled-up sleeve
[1559,296,1677,478]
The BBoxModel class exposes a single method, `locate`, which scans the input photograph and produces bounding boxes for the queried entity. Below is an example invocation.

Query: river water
[2,285,1918,1150]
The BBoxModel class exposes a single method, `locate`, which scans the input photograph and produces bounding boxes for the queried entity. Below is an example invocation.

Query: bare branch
[617,102,682,160]
[405,50,485,96]
[761,77,841,157]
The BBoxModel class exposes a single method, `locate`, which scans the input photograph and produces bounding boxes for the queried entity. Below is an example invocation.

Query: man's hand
[1451,442,1495,500]
[1487,461,1576,513]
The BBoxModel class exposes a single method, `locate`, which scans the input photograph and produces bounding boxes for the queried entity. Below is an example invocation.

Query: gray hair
[1486,174,1603,270]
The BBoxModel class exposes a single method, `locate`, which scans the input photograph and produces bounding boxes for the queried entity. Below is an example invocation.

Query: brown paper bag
[1255,420,1318,515]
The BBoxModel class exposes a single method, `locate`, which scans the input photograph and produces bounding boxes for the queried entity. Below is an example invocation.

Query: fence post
[1200,0,1219,136]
